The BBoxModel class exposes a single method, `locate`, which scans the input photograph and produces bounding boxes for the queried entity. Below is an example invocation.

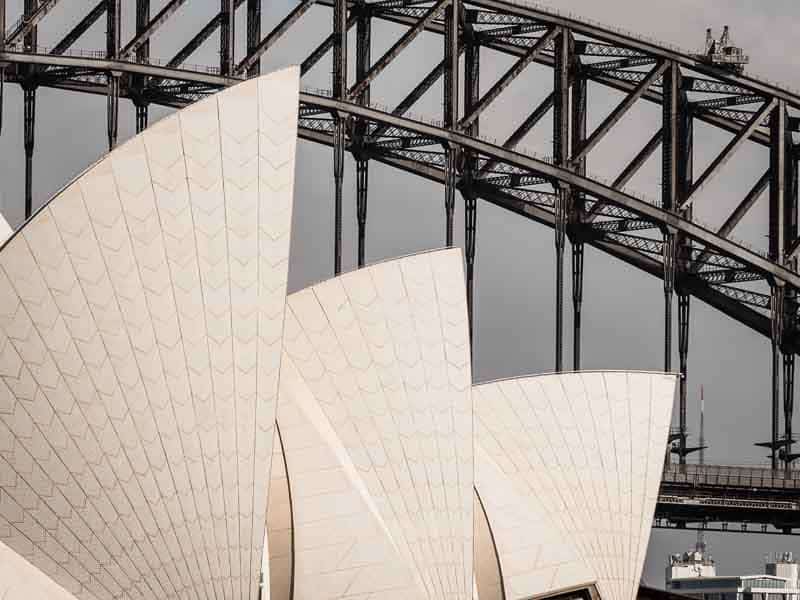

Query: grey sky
[1,0,800,590]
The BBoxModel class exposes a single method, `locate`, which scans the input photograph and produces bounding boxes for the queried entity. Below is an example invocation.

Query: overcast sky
[2,0,800,589]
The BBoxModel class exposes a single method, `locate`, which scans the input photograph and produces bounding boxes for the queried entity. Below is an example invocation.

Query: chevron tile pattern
[279,248,473,600]
[473,372,676,600]
[0,67,298,600]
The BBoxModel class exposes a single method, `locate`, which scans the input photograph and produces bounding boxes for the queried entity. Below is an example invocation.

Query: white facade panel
[0,67,299,600]
[474,371,676,600]
[279,248,473,600]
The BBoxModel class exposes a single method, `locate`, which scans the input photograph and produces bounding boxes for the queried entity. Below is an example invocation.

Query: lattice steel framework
[1,0,799,475]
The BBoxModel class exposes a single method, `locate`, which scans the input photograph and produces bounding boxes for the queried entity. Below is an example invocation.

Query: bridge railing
[663,463,800,489]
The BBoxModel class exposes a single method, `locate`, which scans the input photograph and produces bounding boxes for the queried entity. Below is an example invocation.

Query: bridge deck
[657,464,800,534]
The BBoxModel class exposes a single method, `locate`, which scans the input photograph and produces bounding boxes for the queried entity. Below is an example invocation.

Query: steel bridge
[1,0,800,533]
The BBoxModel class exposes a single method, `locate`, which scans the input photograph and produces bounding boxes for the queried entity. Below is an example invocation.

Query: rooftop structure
[668,543,717,581]
[667,551,800,600]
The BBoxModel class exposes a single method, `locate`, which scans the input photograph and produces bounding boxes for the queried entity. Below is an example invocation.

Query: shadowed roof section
[474,371,677,600]
[0,66,299,600]
[277,247,473,600]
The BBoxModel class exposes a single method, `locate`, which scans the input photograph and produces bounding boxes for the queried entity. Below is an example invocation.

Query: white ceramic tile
[0,68,299,600]
[280,248,472,600]
[474,371,676,600]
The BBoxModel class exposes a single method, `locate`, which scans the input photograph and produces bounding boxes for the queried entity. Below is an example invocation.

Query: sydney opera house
[0,68,677,600]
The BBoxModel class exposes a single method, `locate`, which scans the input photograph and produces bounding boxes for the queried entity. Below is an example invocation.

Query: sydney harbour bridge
[1,0,800,536]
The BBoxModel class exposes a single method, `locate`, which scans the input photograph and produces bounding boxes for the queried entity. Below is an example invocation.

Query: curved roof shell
[474,372,676,600]
[0,66,299,600]
[277,248,473,600]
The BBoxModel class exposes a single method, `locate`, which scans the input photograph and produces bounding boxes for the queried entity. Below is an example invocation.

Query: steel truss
[1,0,800,472]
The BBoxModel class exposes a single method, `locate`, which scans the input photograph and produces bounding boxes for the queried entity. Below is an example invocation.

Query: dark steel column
[784,351,795,472]
[23,85,35,218]
[0,0,5,136]
[553,27,570,372]
[781,100,798,471]
[220,0,235,75]
[23,0,38,219]
[463,34,479,337]
[677,91,693,457]
[786,140,799,470]
[769,101,787,470]
[332,0,347,274]
[246,0,262,78]
[661,62,676,377]
[107,74,120,150]
[443,0,459,247]
[662,62,692,387]
[356,159,368,266]
[106,0,120,149]
[662,231,676,372]
[570,67,586,371]
[134,0,150,133]
[662,63,679,212]
[771,284,785,470]
[355,2,370,268]
[677,290,690,463]
[571,241,584,370]
[661,63,678,375]
[333,120,345,274]
[135,105,148,134]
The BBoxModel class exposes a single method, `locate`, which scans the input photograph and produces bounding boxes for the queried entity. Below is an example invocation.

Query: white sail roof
[278,248,473,600]
[0,67,299,600]
[474,372,676,600]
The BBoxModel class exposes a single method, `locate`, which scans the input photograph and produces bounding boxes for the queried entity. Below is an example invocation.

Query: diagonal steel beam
[479,91,553,176]
[348,0,449,100]
[236,0,315,75]
[50,0,105,55]
[686,99,776,205]
[690,170,770,274]
[368,43,465,142]
[718,169,771,238]
[573,61,667,162]
[459,26,556,130]
[585,127,662,222]
[163,1,245,70]
[119,0,190,59]
[167,14,221,68]
[788,237,800,262]
[301,14,357,75]
[372,61,442,138]
[502,91,553,150]
[5,0,60,46]
[613,127,662,189]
